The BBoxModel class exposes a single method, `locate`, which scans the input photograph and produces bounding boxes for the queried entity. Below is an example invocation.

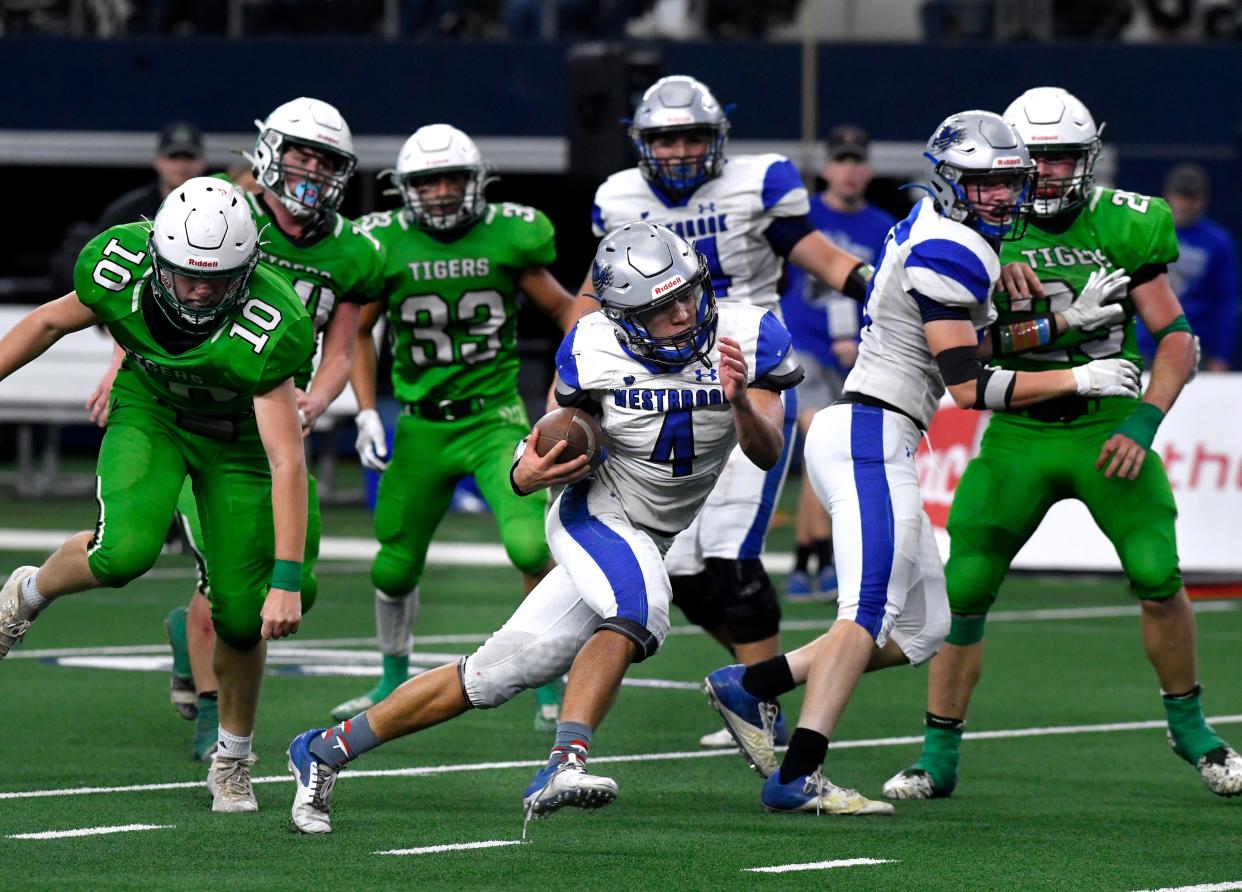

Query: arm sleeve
[763,215,815,258]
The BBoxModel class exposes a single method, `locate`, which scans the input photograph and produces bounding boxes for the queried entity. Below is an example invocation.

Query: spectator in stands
[93,122,207,230]
[1138,164,1239,371]
[779,125,895,602]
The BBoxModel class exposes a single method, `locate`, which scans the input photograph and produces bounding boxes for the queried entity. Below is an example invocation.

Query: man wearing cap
[779,125,895,604]
[94,122,209,230]
[1138,164,1238,371]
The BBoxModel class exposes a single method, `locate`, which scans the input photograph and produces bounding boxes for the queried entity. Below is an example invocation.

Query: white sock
[20,572,46,612]
[217,726,253,759]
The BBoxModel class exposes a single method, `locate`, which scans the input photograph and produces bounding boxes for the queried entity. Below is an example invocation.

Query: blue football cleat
[762,769,894,815]
[704,664,780,777]
[287,728,338,834]
[522,750,618,821]
[815,565,839,602]
[784,570,815,603]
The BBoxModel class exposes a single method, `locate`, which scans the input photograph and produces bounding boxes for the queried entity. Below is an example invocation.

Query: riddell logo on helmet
[317,133,340,144]
[186,258,219,268]
[993,156,1024,167]
[653,275,686,296]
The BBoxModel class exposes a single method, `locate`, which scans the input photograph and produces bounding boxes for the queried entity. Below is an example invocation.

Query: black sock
[779,728,828,784]
[794,544,813,573]
[925,711,964,732]
[741,655,795,700]
[812,538,834,571]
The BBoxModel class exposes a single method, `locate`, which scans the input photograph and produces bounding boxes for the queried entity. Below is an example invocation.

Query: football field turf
[2,491,1241,891]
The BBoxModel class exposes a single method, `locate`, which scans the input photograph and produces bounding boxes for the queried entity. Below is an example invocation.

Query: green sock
[379,653,409,694]
[535,676,566,707]
[166,606,192,679]
[1163,685,1225,764]
[913,716,963,794]
[192,694,218,761]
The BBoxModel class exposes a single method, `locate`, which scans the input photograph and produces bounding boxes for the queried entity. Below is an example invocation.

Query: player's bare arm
[1096,272,1196,480]
[350,300,389,471]
[0,292,100,381]
[519,266,578,333]
[298,300,361,436]
[719,335,784,470]
[786,230,869,300]
[926,317,1140,410]
[255,376,309,640]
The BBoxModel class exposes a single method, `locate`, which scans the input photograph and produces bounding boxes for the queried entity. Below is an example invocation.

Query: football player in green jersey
[0,178,315,813]
[884,88,1241,802]
[334,124,576,727]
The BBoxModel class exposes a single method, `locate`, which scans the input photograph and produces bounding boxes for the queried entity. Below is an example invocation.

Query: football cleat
[881,767,945,800]
[704,664,780,777]
[522,751,618,821]
[815,565,839,603]
[165,606,197,720]
[287,729,338,833]
[762,770,894,815]
[330,690,382,723]
[0,566,40,660]
[1168,731,1242,797]
[785,570,815,603]
[207,752,258,813]
[700,708,790,749]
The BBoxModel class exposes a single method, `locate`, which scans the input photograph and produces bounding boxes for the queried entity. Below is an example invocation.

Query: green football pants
[87,381,317,647]
[371,396,550,597]
[946,398,1182,614]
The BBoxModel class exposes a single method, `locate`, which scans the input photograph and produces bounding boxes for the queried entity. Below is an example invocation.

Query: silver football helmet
[248,97,357,219]
[148,177,259,333]
[924,110,1036,240]
[592,222,717,368]
[629,75,729,197]
[386,124,495,231]
[1004,87,1102,217]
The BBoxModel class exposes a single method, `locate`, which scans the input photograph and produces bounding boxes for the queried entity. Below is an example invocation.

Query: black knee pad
[670,570,725,630]
[707,557,781,644]
[596,618,660,663]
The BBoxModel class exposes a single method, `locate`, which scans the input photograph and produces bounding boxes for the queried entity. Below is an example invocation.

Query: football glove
[1071,358,1141,398]
[354,408,390,471]
[1061,267,1129,332]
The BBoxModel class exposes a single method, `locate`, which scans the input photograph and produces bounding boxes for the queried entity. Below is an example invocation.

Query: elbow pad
[935,345,1017,410]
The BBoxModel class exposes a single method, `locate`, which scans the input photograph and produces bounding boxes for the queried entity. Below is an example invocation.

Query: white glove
[354,408,390,472]
[1061,267,1130,331]
[1072,358,1141,398]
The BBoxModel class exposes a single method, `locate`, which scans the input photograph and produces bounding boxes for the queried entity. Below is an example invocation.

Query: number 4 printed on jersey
[651,409,696,476]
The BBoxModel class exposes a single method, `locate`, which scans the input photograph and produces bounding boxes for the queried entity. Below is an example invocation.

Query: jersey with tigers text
[73,222,314,416]
[360,203,556,404]
[591,155,809,311]
[554,303,801,534]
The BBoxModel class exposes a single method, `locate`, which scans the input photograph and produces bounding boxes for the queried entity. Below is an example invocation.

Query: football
[532,406,605,470]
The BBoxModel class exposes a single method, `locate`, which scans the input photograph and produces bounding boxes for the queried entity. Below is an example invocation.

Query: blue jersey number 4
[651,410,696,477]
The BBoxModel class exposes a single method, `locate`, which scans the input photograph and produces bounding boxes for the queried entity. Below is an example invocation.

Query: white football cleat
[882,768,938,800]
[0,566,40,661]
[287,729,337,833]
[522,754,618,821]
[208,753,258,813]
[1168,732,1242,797]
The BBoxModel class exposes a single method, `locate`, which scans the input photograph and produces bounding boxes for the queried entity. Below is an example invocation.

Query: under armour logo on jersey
[905,445,914,459]
[694,368,719,382]
[639,211,650,220]
[698,202,716,214]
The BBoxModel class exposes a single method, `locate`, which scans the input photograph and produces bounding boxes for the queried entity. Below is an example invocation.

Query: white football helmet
[148,177,259,333]
[629,75,729,197]
[386,124,494,231]
[1003,87,1102,216]
[248,97,357,219]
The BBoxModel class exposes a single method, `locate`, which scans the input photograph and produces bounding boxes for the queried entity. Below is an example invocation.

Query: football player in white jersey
[575,75,873,748]
[704,110,1144,815]
[284,222,803,833]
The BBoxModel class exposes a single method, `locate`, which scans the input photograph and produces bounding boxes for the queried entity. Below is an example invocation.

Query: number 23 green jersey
[996,186,1179,372]
[73,222,315,416]
[359,203,556,404]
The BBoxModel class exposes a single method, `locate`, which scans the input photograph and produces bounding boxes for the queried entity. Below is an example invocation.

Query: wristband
[842,262,875,303]
[271,559,303,592]
[1111,401,1165,450]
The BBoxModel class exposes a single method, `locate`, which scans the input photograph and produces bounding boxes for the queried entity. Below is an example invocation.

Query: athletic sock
[217,726,252,760]
[20,572,46,612]
[546,721,593,769]
[741,655,795,700]
[811,537,834,573]
[1163,684,1226,764]
[779,727,828,784]
[794,544,813,574]
[379,653,409,694]
[310,713,382,769]
[913,712,964,792]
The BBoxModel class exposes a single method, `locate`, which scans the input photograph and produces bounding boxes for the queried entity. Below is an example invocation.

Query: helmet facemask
[929,155,1036,242]
[1028,140,1100,217]
[392,165,491,232]
[632,124,727,198]
[147,233,258,334]
[255,129,356,220]
[600,255,718,368]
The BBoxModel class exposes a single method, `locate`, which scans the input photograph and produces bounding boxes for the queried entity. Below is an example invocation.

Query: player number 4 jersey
[592,155,809,312]
[360,203,557,404]
[555,303,801,534]
[73,222,314,417]
[996,186,1179,372]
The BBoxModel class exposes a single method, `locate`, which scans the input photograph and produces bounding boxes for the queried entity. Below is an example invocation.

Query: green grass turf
[2,490,1241,890]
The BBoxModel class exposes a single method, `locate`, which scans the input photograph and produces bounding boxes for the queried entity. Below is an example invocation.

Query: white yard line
[1131,884,1242,892]
[3,714,1241,802]
[8,823,174,840]
[743,857,896,874]
[375,839,524,856]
